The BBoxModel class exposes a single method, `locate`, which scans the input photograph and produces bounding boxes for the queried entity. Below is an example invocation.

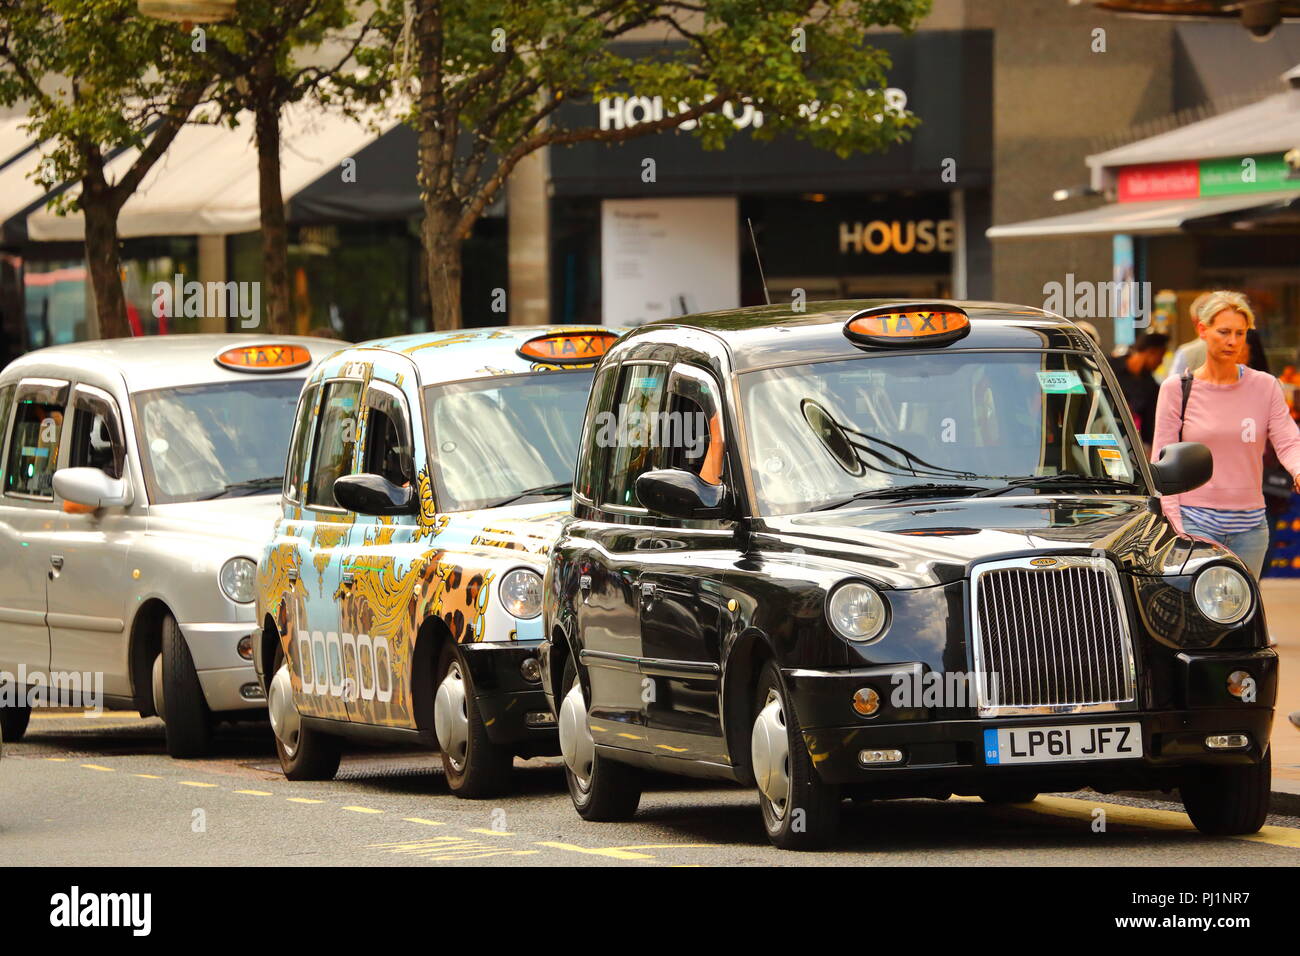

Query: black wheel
[1181,749,1271,836]
[0,694,31,743]
[752,660,841,850]
[155,614,213,758]
[559,657,642,821]
[267,642,341,781]
[433,642,514,798]
[978,788,1039,805]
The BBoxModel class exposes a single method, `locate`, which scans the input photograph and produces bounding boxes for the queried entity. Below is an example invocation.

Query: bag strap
[1177,370,1193,442]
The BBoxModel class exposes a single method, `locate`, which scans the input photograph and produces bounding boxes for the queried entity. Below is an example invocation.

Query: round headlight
[827,581,887,642]
[500,568,543,619]
[219,557,257,604]
[1193,565,1251,625]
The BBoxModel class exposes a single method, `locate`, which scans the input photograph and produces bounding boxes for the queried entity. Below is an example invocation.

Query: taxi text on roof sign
[844,305,971,349]
[214,344,313,373]
[517,330,619,364]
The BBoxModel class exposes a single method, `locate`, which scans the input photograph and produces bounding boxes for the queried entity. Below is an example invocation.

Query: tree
[0,0,211,339]
[372,0,931,330]
[201,0,387,335]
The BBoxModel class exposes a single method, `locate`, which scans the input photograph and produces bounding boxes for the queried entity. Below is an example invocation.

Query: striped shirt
[1179,505,1267,534]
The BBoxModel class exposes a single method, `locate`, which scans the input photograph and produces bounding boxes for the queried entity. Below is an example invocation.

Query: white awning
[27,101,401,241]
[986,189,1300,240]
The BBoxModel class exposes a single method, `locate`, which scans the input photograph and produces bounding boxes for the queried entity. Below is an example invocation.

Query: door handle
[641,581,656,606]
[341,571,355,587]
[287,568,299,582]
[50,555,64,570]
[578,574,592,603]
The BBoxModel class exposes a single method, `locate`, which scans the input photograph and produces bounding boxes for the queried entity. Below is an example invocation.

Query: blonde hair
[1197,290,1256,329]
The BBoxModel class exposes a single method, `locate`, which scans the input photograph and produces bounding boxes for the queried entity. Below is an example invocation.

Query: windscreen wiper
[483,482,572,508]
[196,476,284,500]
[973,473,1143,497]
[810,483,991,511]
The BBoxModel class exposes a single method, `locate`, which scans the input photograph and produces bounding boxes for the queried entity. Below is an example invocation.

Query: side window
[575,365,617,502]
[284,384,320,502]
[4,382,68,499]
[67,389,126,479]
[306,380,362,509]
[361,385,415,488]
[601,362,668,510]
[665,366,725,486]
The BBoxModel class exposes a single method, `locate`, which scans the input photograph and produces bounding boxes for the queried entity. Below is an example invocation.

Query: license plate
[983,722,1142,765]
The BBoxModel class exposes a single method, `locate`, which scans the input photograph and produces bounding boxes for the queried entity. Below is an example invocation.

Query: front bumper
[180,621,262,712]
[458,641,558,754]
[786,649,1277,789]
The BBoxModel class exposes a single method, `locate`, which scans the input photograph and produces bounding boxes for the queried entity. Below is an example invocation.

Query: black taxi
[540,300,1277,849]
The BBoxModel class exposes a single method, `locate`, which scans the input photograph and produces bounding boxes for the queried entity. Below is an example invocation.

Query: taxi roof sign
[517,330,618,364]
[214,344,313,373]
[844,305,971,349]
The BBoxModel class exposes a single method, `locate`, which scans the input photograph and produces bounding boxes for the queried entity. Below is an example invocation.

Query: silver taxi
[0,334,343,756]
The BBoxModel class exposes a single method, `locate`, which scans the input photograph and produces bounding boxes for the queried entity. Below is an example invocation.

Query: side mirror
[1150,441,1213,496]
[53,467,133,511]
[333,473,418,516]
[635,468,731,520]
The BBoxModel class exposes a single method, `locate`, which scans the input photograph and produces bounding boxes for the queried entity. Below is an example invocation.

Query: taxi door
[291,370,364,724]
[45,383,136,697]
[0,378,69,679]
[636,363,731,762]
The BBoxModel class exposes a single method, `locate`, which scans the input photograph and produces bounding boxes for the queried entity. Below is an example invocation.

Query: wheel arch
[721,626,776,787]
[411,614,456,735]
[128,598,173,717]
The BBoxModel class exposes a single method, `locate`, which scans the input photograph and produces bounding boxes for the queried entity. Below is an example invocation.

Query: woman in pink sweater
[1151,291,1300,578]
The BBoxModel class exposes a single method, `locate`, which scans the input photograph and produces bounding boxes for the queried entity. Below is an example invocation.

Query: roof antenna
[747,217,771,306]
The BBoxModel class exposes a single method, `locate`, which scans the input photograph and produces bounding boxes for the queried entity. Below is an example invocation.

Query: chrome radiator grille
[970,556,1136,717]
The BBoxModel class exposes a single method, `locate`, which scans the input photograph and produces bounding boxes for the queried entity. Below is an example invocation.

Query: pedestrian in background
[1109,331,1168,453]
[1151,291,1300,579]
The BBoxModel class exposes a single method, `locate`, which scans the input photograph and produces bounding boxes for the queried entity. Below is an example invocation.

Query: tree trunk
[255,97,293,335]
[81,186,130,340]
[423,206,463,331]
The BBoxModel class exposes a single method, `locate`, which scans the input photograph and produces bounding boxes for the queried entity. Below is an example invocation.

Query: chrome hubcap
[268,663,302,759]
[151,654,166,722]
[434,661,470,772]
[559,676,594,791]
[751,690,791,818]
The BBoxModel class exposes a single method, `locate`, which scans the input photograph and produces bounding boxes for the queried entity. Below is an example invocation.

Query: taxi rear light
[844,303,970,349]
[517,330,618,364]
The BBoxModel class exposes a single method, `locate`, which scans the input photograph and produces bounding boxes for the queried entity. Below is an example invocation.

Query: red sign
[1117,161,1199,202]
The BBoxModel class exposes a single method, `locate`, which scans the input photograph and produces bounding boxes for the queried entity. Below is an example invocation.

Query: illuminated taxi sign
[214,344,313,373]
[517,330,618,364]
[844,305,971,349]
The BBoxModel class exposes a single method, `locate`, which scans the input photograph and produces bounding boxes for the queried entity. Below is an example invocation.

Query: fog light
[857,748,903,766]
[1226,670,1255,698]
[525,710,555,727]
[851,687,880,717]
[239,682,265,701]
[1205,734,1249,750]
[520,657,542,683]
[237,634,254,661]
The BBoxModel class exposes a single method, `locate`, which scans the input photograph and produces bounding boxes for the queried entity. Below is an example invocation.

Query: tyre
[1181,749,1271,836]
[156,614,213,758]
[752,660,841,850]
[559,657,641,821]
[268,642,341,781]
[433,642,514,798]
[0,695,31,743]
[978,788,1038,805]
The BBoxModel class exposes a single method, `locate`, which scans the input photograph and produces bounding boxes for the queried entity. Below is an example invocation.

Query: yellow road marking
[608,844,719,850]
[45,757,68,762]
[234,789,273,796]
[287,798,324,804]
[655,744,688,753]
[402,817,445,826]
[342,806,383,814]
[178,781,217,788]
[467,828,514,837]
[368,836,538,861]
[974,794,1300,849]
[134,774,162,779]
[534,841,653,860]
[81,764,114,772]
[615,732,644,741]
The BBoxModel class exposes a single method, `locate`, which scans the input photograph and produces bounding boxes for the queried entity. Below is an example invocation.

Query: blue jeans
[1179,514,1270,580]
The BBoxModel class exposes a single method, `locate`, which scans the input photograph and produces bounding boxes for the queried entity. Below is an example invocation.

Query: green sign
[1200,153,1294,196]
